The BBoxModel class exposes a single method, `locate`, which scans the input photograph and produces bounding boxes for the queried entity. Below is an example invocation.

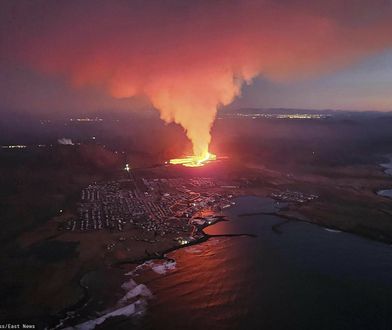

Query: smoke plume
[1,0,392,157]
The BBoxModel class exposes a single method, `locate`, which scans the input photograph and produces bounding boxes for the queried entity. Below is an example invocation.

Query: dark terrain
[1,108,392,324]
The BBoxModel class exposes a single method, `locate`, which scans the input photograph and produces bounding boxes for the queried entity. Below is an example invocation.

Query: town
[63,176,236,244]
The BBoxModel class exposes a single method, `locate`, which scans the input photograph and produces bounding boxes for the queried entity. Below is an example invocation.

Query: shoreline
[112,216,257,267]
[49,215,246,329]
[47,276,91,330]
[241,155,392,245]
[116,188,392,271]
[376,155,392,199]
[240,208,392,245]
[50,183,392,328]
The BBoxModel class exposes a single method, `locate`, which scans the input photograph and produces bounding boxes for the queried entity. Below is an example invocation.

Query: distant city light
[69,118,103,122]
[220,113,331,120]
[1,145,27,149]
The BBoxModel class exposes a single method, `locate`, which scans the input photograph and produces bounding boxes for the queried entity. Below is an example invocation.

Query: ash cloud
[1,0,392,156]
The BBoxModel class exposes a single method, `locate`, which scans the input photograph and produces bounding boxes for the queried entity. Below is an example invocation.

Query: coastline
[376,155,392,199]
[240,208,392,244]
[49,215,234,329]
[47,276,90,330]
[112,215,258,267]
[50,154,392,329]
[241,156,392,245]
[51,185,392,328]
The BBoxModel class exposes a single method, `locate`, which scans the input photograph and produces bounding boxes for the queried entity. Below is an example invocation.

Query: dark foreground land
[1,109,392,325]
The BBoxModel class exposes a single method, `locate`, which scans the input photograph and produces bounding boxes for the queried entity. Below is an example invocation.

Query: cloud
[1,0,392,156]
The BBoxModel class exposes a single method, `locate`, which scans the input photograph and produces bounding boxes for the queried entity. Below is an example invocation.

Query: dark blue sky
[228,50,392,111]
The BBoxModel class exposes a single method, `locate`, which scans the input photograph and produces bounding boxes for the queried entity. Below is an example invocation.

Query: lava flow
[170,152,217,167]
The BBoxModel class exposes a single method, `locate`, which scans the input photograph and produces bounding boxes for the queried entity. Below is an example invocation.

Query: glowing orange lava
[170,152,217,167]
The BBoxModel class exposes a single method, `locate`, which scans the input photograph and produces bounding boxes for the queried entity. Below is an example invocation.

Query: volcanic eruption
[2,0,392,167]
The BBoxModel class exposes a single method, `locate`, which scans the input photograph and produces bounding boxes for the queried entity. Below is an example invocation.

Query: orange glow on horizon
[5,0,392,147]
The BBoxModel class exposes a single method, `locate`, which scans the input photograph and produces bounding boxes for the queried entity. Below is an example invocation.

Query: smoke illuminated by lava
[2,1,392,164]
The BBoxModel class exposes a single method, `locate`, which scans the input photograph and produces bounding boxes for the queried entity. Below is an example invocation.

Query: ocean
[74,195,392,330]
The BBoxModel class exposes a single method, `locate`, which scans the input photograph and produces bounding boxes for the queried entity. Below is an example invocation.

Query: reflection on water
[134,196,392,330]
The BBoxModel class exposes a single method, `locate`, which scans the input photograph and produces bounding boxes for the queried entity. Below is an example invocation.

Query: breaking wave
[67,276,153,329]
[69,299,148,330]
[125,259,177,276]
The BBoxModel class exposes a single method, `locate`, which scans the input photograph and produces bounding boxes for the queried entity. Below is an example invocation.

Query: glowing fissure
[169,152,216,167]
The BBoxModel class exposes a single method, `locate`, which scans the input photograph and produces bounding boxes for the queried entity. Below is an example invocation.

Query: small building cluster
[271,190,318,203]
